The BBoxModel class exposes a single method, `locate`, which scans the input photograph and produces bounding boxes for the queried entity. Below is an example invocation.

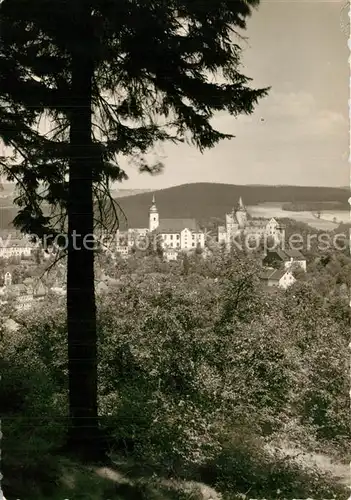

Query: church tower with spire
[149,194,159,231]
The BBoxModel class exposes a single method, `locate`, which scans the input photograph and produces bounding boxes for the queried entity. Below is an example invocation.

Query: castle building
[218,197,285,247]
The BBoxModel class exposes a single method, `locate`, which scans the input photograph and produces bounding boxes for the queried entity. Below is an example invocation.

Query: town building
[163,248,178,262]
[259,268,296,290]
[114,195,205,261]
[263,249,307,271]
[150,196,205,259]
[0,272,47,309]
[154,219,205,252]
[0,236,33,260]
[95,273,121,294]
[50,285,66,296]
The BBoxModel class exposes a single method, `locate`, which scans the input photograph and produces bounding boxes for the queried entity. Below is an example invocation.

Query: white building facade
[112,195,205,260]
[149,197,205,258]
[0,237,33,259]
[259,268,296,290]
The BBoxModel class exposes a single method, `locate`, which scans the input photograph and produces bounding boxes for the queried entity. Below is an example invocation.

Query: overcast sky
[120,0,349,189]
[1,0,347,189]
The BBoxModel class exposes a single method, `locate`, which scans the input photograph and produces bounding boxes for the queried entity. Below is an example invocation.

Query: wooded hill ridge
[114,183,350,229]
[0,182,348,229]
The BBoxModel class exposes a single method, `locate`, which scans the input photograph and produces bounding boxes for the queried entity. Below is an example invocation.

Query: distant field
[248,203,349,231]
[281,201,348,212]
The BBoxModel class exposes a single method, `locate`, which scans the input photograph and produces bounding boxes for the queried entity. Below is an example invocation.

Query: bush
[1,251,348,498]
[203,427,348,499]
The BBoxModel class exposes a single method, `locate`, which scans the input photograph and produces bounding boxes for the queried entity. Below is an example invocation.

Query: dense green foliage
[0,0,271,458]
[1,249,349,499]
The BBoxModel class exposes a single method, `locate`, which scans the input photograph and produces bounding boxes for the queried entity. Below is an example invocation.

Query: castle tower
[226,211,238,235]
[235,196,248,229]
[149,194,159,231]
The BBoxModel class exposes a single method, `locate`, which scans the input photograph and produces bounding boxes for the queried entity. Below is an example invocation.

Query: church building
[148,195,205,259]
[115,195,205,260]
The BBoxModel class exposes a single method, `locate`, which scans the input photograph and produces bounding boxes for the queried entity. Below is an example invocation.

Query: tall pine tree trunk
[66,34,102,460]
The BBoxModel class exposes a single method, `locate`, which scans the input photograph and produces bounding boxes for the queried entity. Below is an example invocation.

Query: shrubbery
[0,250,349,498]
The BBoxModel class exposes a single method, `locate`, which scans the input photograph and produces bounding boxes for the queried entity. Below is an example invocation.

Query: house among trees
[262,248,307,271]
[0,272,47,309]
[259,268,296,290]
[163,248,178,262]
